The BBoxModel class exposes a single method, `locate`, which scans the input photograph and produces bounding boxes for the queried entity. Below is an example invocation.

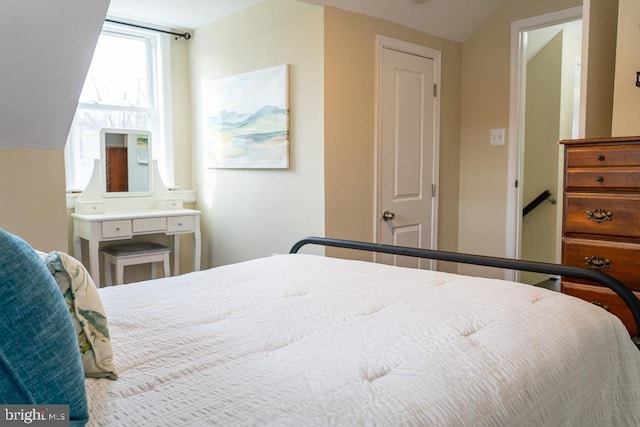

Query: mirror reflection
[101,129,152,196]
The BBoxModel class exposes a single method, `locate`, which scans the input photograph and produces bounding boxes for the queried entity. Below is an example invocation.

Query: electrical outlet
[490,128,505,146]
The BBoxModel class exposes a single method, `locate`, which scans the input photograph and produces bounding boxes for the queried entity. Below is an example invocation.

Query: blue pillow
[0,228,88,426]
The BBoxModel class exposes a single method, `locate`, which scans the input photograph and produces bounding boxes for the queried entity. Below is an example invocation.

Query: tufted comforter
[86,254,640,426]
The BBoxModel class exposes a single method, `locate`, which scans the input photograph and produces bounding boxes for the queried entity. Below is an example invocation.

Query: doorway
[374,36,441,269]
[506,7,583,282]
[105,147,128,192]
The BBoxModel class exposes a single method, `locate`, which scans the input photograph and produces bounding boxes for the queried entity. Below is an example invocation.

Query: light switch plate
[490,128,505,146]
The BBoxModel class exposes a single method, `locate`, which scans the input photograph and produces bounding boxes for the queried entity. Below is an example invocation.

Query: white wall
[190,0,325,267]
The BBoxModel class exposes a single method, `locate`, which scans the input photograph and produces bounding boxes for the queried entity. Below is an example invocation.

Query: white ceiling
[106,0,503,42]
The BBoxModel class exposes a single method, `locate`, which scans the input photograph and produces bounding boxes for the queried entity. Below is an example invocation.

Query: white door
[376,42,439,269]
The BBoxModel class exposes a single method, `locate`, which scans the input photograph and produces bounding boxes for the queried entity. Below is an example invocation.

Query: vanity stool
[102,242,171,286]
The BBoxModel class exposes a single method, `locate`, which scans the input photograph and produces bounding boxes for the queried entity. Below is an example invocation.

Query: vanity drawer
[564,193,640,238]
[167,216,194,233]
[75,201,105,214]
[566,144,640,168]
[102,220,132,239]
[562,237,640,290]
[156,198,183,210]
[133,217,167,233]
[562,281,639,336]
[565,168,640,190]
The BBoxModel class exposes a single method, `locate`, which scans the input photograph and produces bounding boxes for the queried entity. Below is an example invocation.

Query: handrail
[290,236,640,349]
[523,189,556,217]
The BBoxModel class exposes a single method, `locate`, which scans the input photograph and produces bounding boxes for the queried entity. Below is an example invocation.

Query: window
[65,22,173,192]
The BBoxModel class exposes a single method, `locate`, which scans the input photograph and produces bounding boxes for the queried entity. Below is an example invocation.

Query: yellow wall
[170,38,195,191]
[0,148,68,252]
[323,7,462,268]
[583,0,618,138]
[458,0,581,277]
[612,0,640,136]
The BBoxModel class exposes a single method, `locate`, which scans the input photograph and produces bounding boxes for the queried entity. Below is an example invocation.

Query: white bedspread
[86,254,640,426]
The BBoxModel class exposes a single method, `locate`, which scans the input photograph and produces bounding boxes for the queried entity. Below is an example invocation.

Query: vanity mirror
[100,128,152,197]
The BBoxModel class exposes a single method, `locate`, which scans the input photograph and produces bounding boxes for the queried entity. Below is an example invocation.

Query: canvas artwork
[204,65,289,169]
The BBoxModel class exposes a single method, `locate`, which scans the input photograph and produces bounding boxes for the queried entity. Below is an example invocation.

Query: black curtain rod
[105,18,191,40]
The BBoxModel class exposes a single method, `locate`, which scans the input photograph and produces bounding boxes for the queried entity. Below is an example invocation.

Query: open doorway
[505,7,583,284]
[520,20,582,286]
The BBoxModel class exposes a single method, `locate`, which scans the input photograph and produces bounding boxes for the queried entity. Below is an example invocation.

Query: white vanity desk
[72,208,201,287]
[72,151,201,287]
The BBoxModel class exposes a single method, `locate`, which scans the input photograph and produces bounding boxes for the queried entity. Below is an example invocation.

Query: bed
[1,230,640,426]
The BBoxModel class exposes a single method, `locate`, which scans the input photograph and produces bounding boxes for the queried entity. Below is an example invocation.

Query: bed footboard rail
[290,236,640,348]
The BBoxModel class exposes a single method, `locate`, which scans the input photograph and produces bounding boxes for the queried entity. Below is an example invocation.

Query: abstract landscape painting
[204,65,289,168]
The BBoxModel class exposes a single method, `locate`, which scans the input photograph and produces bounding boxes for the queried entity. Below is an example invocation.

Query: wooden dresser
[560,136,640,336]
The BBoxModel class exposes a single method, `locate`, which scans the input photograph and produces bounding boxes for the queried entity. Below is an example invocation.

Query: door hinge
[433,83,437,97]
[432,183,436,197]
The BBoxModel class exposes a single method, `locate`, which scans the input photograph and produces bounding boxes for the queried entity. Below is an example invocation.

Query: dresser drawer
[132,217,167,233]
[562,281,639,336]
[102,220,132,239]
[562,238,640,290]
[167,216,194,233]
[566,144,640,167]
[565,168,640,190]
[564,193,640,238]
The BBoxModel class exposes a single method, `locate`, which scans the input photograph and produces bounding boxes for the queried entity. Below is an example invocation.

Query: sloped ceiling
[299,0,503,42]
[107,0,503,42]
[0,0,109,150]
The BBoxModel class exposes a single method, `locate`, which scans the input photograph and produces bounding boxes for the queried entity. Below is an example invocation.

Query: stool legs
[103,250,172,286]
[116,263,125,285]
[163,253,170,278]
[150,254,171,279]
[104,253,112,287]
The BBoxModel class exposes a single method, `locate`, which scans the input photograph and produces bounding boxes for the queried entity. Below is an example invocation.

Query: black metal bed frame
[290,236,640,349]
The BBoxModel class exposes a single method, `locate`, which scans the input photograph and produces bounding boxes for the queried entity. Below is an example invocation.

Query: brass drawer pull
[586,209,612,223]
[590,301,610,311]
[597,154,605,161]
[585,255,611,270]
[595,176,604,183]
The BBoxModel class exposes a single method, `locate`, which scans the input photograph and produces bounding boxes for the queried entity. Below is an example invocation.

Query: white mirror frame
[100,128,153,198]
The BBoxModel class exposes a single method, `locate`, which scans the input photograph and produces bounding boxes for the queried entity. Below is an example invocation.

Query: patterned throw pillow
[46,251,118,380]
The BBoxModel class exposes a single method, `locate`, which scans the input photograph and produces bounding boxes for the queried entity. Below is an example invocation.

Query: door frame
[504,6,584,281]
[373,35,442,262]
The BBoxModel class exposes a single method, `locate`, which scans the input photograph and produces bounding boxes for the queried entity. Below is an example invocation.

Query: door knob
[382,210,396,221]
